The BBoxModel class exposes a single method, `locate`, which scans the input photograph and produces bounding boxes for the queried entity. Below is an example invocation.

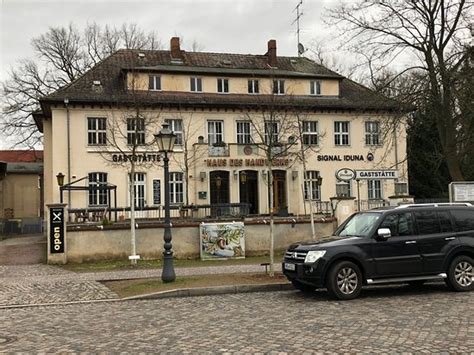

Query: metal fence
[0,217,43,236]
[358,199,390,211]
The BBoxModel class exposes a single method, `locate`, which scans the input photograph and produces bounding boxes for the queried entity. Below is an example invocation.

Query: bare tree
[327,0,474,181]
[1,22,162,149]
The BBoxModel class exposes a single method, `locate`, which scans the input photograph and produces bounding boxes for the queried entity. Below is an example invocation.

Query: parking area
[1,284,473,353]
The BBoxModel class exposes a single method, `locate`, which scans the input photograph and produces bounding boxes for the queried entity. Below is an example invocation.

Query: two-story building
[34,37,409,218]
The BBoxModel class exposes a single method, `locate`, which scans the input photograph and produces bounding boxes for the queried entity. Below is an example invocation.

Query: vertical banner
[50,206,65,254]
[200,222,245,260]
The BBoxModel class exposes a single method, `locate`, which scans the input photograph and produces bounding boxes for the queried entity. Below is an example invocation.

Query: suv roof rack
[396,202,473,209]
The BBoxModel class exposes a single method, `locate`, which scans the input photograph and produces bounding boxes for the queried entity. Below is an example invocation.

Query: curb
[122,282,293,301]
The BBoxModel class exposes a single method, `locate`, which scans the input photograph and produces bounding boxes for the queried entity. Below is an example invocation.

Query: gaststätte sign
[335,168,356,181]
[355,170,399,179]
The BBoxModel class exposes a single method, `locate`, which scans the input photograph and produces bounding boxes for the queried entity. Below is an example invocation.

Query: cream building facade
[35,38,409,217]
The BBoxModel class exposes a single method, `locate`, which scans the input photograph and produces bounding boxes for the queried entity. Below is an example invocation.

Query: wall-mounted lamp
[56,172,65,186]
[198,136,204,144]
[292,171,298,181]
[240,171,247,184]
[200,171,206,182]
[261,170,267,177]
[233,170,238,179]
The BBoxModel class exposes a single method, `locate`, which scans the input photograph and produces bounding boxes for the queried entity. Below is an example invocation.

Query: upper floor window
[310,80,321,95]
[236,121,252,144]
[88,172,108,206]
[127,117,145,145]
[273,79,285,94]
[248,79,259,94]
[190,77,202,92]
[217,78,229,93]
[208,120,224,145]
[334,121,350,146]
[165,119,183,145]
[302,121,318,146]
[304,171,321,201]
[368,179,382,199]
[169,172,184,204]
[87,117,107,145]
[365,121,380,145]
[264,121,279,145]
[148,75,161,91]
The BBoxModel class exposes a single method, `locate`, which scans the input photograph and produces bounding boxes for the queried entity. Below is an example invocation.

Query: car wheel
[326,261,362,300]
[291,280,315,293]
[446,256,474,292]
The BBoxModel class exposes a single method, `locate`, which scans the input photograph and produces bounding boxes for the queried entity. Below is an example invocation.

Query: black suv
[283,204,474,300]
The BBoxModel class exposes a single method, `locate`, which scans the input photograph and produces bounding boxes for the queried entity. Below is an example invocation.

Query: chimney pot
[267,39,277,68]
[170,37,183,60]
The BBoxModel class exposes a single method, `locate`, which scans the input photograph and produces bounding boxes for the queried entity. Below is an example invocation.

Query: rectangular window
[264,121,279,144]
[334,121,350,146]
[217,78,229,93]
[148,75,161,91]
[248,79,259,94]
[236,121,251,144]
[208,120,224,145]
[304,171,321,201]
[127,117,145,145]
[310,80,321,95]
[395,182,408,196]
[87,117,107,145]
[302,121,318,145]
[336,180,352,197]
[272,79,285,94]
[414,211,442,235]
[368,179,382,199]
[380,213,415,236]
[451,210,474,232]
[438,211,453,233]
[165,119,183,145]
[190,77,202,92]
[169,172,184,204]
[130,173,146,208]
[152,179,161,205]
[88,172,108,206]
[365,121,380,145]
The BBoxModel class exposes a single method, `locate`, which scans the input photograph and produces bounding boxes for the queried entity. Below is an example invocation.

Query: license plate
[284,263,295,271]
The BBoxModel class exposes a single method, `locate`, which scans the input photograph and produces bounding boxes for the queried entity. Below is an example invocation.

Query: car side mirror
[377,228,391,240]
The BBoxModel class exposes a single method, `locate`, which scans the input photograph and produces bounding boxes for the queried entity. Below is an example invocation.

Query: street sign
[355,170,399,179]
[50,206,65,254]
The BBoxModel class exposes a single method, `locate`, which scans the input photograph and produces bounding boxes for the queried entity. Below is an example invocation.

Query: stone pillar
[47,203,67,264]
[388,195,415,206]
[330,197,356,226]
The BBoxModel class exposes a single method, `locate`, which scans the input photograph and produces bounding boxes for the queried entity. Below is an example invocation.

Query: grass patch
[60,253,285,273]
[103,272,288,298]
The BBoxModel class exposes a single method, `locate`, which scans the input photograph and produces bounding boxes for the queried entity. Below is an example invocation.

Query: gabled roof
[0,150,43,163]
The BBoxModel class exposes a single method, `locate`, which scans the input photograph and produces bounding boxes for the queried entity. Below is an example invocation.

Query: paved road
[1,285,473,353]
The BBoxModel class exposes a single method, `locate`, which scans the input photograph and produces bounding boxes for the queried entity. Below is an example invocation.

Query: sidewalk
[0,262,283,308]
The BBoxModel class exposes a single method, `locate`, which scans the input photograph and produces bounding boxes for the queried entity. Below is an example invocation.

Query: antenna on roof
[292,0,304,57]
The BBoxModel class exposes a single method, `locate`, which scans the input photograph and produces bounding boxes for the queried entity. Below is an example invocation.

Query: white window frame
[87,117,107,146]
[248,79,259,94]
[334,121,350,146]
[336,179,352,197]
[272,79,285,95]
[368,179,383,200]
[310,80,322,96]
[302,121,318,146]
[365,121,381,146]
[88,172,108,207]
[127,117,146,145]
[169,172,184,204]
[264,121,279,145]
[190,77,202,92]
[129,173,147,208]
[236,121,252,144]
[165,119,183,145]
[148,75,161,91]
[217,78,229,93]
[208,120,224,145]
[304,171,321,201]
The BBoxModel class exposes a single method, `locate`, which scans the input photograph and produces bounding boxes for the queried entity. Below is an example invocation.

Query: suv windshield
[335,212,381,237]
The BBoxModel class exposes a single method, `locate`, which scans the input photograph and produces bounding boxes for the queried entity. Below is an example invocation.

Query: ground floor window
[304,171,321,201]
[129,173,146,208]
[368,180,382,199]
[88,172,108,206]
[169,172,184,204]
[336,180,352,197]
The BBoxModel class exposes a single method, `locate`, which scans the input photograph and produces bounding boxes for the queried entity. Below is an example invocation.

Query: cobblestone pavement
[0,263,282,307]
[1,285,473,353]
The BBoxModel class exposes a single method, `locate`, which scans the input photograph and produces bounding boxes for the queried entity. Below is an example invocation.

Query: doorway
[210,171,230,204]
[272,170,287,215]
[239,170,259,214]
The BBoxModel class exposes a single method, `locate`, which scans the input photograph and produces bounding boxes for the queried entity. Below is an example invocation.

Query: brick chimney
[267,39,277,67]
[170,37,183,60]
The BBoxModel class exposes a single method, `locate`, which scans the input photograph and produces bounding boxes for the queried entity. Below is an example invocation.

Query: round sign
[335,168,356,181]
[243,145,253,155]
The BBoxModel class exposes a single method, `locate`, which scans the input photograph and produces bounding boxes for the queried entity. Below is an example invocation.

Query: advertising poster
[200,222,245,260]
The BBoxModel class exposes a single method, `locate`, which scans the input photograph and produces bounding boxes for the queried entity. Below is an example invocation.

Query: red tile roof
[0,150,43,163]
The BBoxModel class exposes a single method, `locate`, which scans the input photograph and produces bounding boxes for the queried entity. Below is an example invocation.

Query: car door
[371,212,423,277]
[415,209,458,274]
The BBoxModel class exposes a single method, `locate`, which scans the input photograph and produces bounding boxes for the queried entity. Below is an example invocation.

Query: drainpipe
[64,98,71,214]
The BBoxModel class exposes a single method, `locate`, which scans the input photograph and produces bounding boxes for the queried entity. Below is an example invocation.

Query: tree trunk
[130,163,137,265]
[267,166,275,277]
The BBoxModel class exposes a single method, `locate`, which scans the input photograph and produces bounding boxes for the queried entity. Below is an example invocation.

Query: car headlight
[304,250,326,264]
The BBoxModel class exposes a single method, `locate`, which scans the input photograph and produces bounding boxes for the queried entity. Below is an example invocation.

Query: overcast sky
[1,0,338,82]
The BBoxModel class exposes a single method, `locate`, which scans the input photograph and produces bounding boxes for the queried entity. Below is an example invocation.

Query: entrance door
[210,171,230,204]
[272,170,287,215]
[239,170,258,214]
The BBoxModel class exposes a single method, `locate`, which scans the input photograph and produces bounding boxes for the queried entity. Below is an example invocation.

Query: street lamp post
[154,123,177,283]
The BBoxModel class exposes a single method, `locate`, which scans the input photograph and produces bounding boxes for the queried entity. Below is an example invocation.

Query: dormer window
[248,79,259,94]
[190,77,202,92]
[310,80,321,96]
[217,78,229,93]
[273,79,285,95]
[148,75,161,91]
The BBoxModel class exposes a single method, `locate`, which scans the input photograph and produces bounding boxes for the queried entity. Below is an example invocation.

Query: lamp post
[56,172,65,203]
[154,124,177,283]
